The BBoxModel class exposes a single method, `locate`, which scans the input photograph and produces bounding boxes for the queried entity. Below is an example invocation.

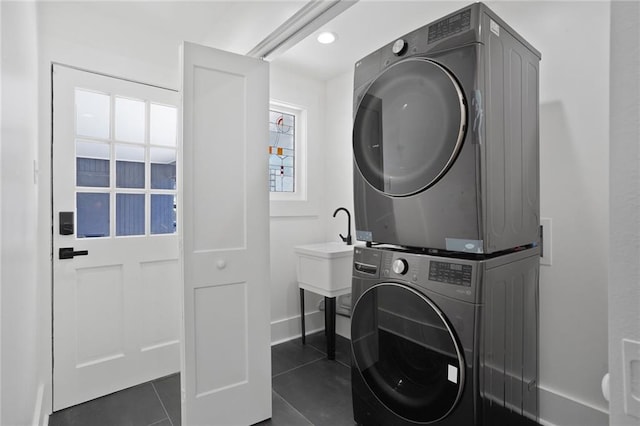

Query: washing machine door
[353,58,466,196]
[351,283,465,423]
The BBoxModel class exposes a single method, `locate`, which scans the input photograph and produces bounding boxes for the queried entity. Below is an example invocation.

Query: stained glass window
[269,110,295,192]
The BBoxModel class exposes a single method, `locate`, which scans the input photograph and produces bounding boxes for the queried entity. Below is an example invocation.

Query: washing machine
[350,245,539,425]
[353,3,541,254]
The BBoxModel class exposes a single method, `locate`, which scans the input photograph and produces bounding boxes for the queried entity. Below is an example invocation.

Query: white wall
[323,72,355,339]
[609,2,640,425]
[324,73,354,247]
[323,2,611,425]
[0,2,43,425]
[489,3,610,424]
[268,63,328,343]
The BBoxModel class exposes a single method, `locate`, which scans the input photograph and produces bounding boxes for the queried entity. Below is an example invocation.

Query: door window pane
[116,145,145,189]
[115,97,145,143]
[77,193,110,238]
[151,194,176,234]
[150,148,176,189]
[150,104,177,147]
[76,90,110,139]
[116,194,145,236]
[76,140,110,187]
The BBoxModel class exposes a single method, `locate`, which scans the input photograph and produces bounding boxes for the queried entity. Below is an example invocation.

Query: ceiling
[42,1,308,56]
[273,0,471,80]
[42,1,547,83]
[45,1,482,81]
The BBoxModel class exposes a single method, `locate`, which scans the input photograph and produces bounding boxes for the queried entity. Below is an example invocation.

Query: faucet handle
[340,233,353,245]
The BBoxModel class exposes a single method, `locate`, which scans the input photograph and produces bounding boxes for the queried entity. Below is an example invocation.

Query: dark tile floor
[49,332,355,426]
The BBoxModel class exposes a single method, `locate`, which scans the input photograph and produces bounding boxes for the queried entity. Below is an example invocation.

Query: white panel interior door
[180,42,271,425]
[52,65,180,410]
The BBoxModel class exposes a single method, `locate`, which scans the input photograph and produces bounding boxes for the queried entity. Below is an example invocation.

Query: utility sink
[294,241,357,359]
[294,242,356,298]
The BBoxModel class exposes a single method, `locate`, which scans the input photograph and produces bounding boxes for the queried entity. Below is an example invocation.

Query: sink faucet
[333,207,352,245]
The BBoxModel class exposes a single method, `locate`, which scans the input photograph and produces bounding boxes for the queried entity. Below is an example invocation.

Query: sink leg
[326,296,336,360]
[300,288,306,345]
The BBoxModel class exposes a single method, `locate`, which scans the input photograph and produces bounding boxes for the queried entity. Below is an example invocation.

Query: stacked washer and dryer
[350,3,541,426]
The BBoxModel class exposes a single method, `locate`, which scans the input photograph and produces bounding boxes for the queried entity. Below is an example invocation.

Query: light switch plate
[540,217,552,266]
[623,338,640,418]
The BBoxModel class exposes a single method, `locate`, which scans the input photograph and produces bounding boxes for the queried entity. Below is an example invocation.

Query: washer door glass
[353,58,466,196]
[351,283,465,423]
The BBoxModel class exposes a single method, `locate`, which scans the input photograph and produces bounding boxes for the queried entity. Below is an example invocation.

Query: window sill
[270,198,318,217]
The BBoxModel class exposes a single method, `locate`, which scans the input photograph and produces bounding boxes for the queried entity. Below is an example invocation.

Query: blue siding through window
[151,163,176,190]
[77,193,110,237]
[116,194,145,236]
[77,158,109,187]
[116,160,145,188]
[151,194,176,234]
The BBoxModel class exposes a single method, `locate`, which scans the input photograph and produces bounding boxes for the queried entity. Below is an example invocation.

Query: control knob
[392,258,409,275]
[392,39,407,56]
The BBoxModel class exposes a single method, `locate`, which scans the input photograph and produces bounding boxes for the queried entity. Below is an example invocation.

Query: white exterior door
[52,65,181,410]
[180,41,271,425]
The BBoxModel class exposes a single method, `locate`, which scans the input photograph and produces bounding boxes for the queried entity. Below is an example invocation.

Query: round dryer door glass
[351,283,465,423]
[353,58,466,196]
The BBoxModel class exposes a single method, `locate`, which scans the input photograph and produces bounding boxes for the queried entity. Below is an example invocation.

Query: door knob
[59,247,89,259]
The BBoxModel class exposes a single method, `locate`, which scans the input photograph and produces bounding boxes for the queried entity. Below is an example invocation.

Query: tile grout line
[302,341,328,356]
[272,356,327,379]
[306,339,353,370]
[151,382,174,426]
[272,389,314,426]
[148,419,170,426]
[273,338,352,377]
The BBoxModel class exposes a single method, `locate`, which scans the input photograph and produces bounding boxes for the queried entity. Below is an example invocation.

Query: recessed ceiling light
[317,31,337,44]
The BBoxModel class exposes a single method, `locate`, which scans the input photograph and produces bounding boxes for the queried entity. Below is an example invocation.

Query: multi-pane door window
[268,109,295,193]
[75,89,178,238]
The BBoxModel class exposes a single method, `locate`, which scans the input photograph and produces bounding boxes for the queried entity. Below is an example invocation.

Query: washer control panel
[355,246,478,303]
[428,261,473,287]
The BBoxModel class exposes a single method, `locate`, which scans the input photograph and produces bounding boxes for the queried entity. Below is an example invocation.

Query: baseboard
[31,383,47,426]
[539,385,608,426]
[270,310,324,345]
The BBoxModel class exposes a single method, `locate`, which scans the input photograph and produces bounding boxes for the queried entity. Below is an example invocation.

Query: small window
[269,109,295,192]
[268,101,315,216]
[268,102,306,203]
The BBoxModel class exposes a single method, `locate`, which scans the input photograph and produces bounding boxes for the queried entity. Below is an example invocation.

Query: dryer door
[351,283,465,423]
[353,58,466,196]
